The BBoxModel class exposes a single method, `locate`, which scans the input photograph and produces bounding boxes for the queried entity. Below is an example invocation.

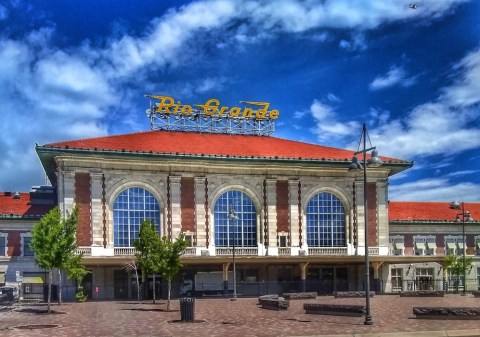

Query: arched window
[214,190,257,247]
[306,192,346,247]
[113,187,160,247]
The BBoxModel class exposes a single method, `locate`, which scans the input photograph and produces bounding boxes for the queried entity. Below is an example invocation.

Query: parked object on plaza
[413,306,480,319]
[304,303,366,317]
[181,271,233,297]
[179,297,195,321]
[0,286,18,303]
[400,290,445,297]
[282,292,317,300]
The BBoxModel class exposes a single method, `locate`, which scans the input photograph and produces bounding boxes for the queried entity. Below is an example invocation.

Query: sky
[0,0,479,202]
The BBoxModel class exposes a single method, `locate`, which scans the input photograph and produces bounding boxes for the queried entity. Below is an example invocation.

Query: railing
[183,248,196,256]
[215,247,258,256]
[278,248,291,256]
[75,247,92,256]
[308,247,348,255]
[114,247,136,256]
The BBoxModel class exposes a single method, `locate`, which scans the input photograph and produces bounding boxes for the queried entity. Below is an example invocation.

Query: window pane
[113,188,161,247]
[306,192,346,247]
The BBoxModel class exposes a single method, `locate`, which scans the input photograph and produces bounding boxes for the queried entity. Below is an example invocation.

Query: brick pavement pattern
[1,295,480,337]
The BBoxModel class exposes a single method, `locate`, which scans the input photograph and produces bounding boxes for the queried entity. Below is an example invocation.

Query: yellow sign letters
[146,95,280,120]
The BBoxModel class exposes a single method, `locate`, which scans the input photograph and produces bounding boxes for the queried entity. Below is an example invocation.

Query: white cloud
[389,178,480,201]
[369,66,415,90]
[373,49,480,160]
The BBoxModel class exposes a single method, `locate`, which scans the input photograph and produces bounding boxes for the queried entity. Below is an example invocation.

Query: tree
[65,254,89,302]
[30,207,79,313]
[158,234,187,311]
[445,253,473,293]
[133,220,161,304]
[123,261,141,301]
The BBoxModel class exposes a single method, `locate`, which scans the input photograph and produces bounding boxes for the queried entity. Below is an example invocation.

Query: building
[0,187,55,299]
[1,120,478,300]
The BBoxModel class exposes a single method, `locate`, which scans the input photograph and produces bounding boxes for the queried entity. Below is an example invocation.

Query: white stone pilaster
[194,177,207,247]
[169,176,182,239]
[265,179,277,251]
[288,180,300,247]
[90,172,104,246]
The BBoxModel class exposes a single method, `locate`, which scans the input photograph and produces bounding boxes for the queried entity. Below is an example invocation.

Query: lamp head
[349,155,363,170]
[367,149,383,167]
[450,201,460,210]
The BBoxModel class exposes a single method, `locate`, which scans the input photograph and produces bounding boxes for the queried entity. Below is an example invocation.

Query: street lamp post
[349,123,383,326]
[228,208,239,300]
[449,201,474,295]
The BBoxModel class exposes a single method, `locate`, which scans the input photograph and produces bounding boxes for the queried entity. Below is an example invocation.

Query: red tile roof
[42,130,407,163]
[389,201,480,222]
[0,192,53,218]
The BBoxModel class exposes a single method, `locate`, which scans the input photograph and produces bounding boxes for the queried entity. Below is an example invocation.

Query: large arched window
[113,187,160,247]
[306,192,346,247]
[214,190,257,247]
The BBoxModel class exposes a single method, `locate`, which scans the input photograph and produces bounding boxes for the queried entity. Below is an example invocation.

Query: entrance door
[114,270,129,299]
[335,267,349,292]
[319,267,334,294]
[82,272,93,300]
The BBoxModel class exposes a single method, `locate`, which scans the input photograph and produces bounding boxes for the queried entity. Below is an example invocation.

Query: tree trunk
[47,270,52,314]
[58,269,62,305]
[152,274,156,304]
[167,279,171,311]
[135,267,140,301]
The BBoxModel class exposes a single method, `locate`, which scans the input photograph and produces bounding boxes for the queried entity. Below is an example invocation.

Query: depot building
[26,98,479,300]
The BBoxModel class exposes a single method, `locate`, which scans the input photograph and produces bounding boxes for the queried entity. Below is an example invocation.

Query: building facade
[1,130,478,300]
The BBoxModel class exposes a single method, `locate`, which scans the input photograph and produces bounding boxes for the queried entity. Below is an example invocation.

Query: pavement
[0,294,480,337]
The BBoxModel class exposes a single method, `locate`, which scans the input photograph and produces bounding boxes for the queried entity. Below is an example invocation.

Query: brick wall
[367,182,377,246]
[7,231,21,256]
[276,180,289,233]
[181,177,195,232]
[75,172,92,246]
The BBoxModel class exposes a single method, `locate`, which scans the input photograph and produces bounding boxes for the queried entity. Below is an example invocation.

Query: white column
[169,176,182,240]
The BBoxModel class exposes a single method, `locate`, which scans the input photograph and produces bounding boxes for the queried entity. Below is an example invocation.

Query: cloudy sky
[0,0,479,202]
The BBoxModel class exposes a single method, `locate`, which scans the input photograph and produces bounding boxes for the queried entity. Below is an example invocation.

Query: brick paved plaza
[1,295,480,337]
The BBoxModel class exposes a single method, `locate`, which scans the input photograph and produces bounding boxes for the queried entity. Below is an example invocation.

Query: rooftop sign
[145,95,279,136]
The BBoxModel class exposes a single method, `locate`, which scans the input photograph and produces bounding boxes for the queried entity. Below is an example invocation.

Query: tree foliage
[445,253,473,293]
[133,220,161,303]
[30,206,80,312]
[158,233,187,311]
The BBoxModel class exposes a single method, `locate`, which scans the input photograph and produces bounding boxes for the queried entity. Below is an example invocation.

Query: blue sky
[0,0,479,202]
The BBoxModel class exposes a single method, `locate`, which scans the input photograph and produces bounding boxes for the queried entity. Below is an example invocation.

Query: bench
[413,307,480,320]
[258,295,289,311]
[400,290,445,297]
[334,291,374,298]
[282,292,317,300]
[304,303,365,317]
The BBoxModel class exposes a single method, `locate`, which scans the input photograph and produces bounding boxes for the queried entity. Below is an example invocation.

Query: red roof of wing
[43,130,406,163]
[0,192,53,218]
[389,201,480,222]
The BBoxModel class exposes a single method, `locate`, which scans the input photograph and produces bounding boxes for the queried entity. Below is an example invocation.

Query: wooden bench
[282,292,317,300]
[258,296,289,311]
[334,291,374,298]
[413,307,480,320]
[304,303,365,317]
[400,290,445,297]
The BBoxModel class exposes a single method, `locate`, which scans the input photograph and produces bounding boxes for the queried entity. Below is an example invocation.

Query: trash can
[179,297,195,321]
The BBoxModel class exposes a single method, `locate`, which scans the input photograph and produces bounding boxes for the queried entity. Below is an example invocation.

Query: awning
[426,242,437,250]
[446,242,456,250]
[457,242,464,249]
[394,242,405,250]
[415,242,425,250]
[22,276,44,284]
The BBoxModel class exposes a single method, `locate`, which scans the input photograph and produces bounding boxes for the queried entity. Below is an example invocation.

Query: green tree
[65,254,89,302]
[158,234,187,311]
[133,220,161,304]
[30,207,79,313]
[445,253,473,293]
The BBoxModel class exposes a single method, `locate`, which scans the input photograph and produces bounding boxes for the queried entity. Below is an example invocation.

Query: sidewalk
[0,294,479,336]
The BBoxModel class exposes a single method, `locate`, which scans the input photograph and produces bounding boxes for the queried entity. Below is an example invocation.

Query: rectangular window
[476,238,480,256]
[0,236,5,257]
[391,268,403,292]
[414,238,426,256]
[425,237,436,255]
[389,236,404,256]
[278,235,287,247]
[23,237,34,257]
[184,235,193,247]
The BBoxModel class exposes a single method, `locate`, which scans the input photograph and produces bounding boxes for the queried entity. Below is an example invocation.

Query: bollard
[179,297,195,321]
